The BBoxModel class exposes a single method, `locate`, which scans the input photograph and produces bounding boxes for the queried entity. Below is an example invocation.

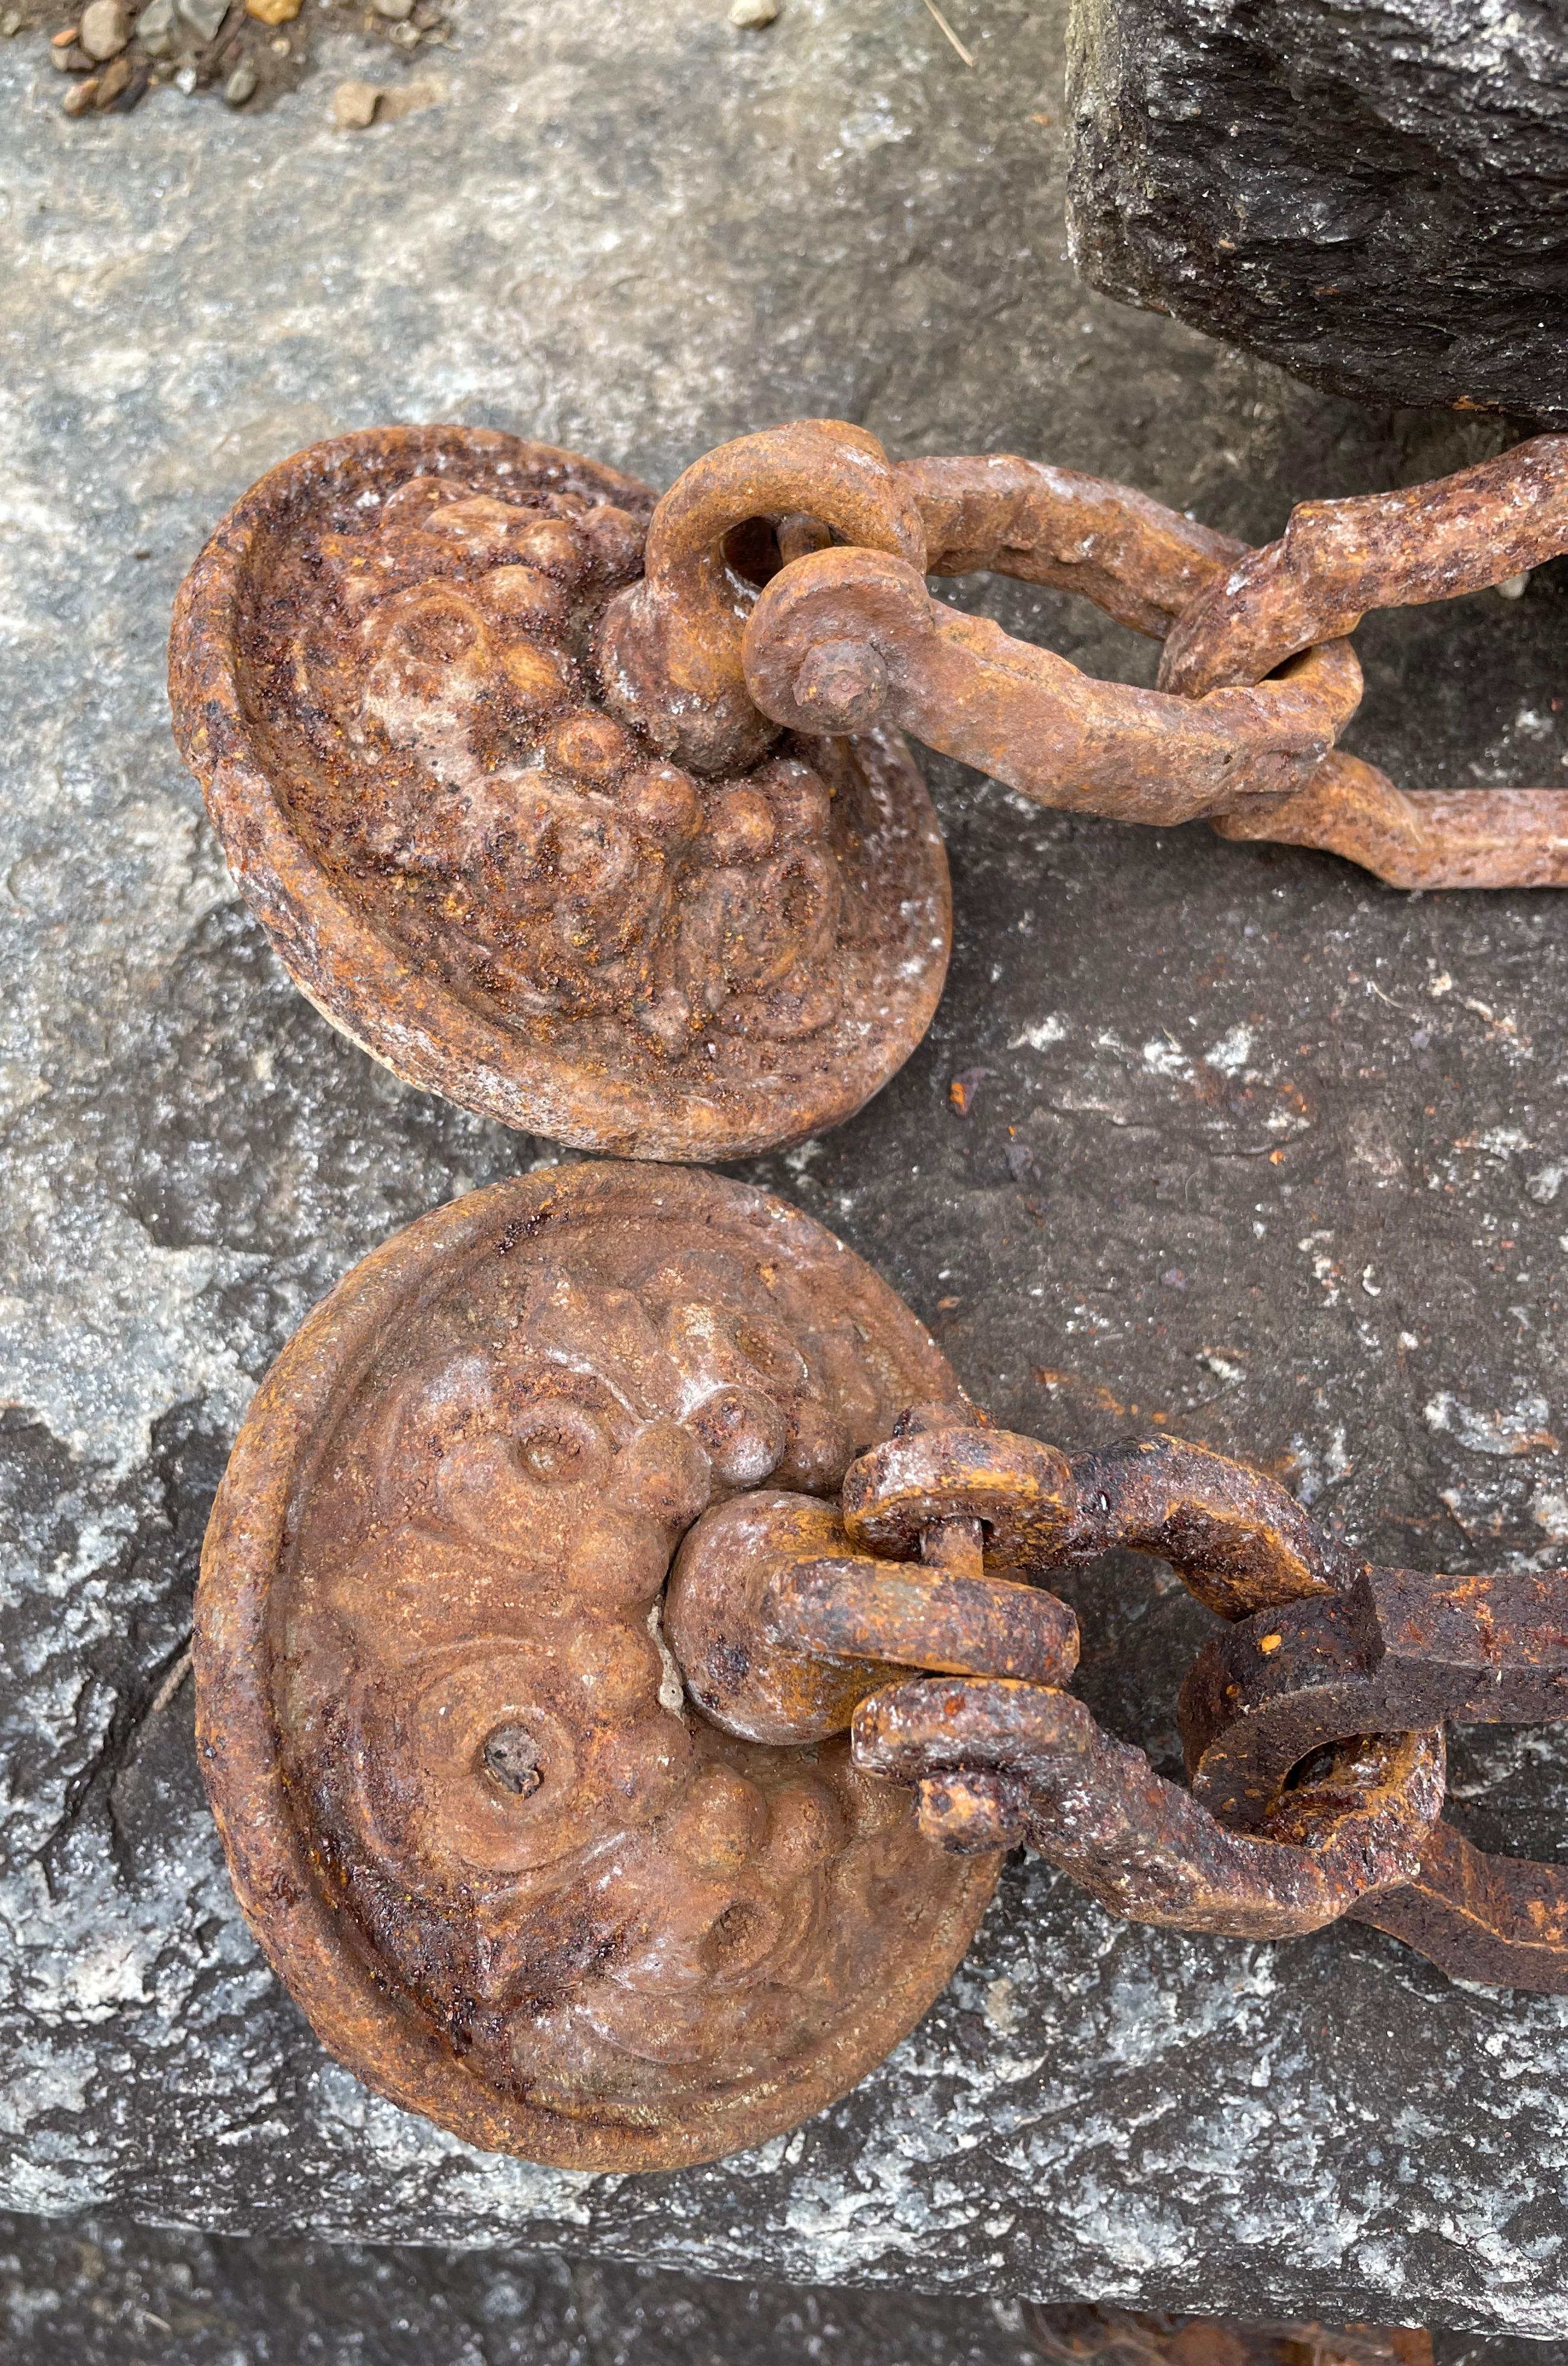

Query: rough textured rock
[0,2221,1051,2364]
[4,0,1568,2333]
[0,2222,1547,2366]
[1066,0,1568,421]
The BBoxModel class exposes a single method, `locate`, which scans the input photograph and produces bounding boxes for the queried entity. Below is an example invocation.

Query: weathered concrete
[2,0,1568,2332]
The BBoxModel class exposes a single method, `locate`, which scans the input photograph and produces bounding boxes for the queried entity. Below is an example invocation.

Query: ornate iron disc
[169,426,950,1160]
[196,1163,998,2171]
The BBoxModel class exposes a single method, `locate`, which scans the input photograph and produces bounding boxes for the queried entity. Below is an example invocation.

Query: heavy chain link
[628,425,1568,1964]
[626,422,1568,890]
[668,1415,1568,1991]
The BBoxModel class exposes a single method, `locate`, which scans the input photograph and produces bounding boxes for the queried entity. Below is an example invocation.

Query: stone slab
[2,0,1568,2332]
[0,2217,1052,2364]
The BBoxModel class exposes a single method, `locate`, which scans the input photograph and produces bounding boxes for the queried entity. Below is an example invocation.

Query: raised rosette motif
[199,1165,996,2168]
[318,473,842,1053]
[170,426,950,1158]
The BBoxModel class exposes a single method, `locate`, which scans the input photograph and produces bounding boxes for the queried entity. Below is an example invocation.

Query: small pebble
[92,47,130,98]
[1497,571,1531,601]
[136,0,176,53]
[61,71,98,109]
[244,0,299,21]
[49,38,84,66]
[176,0,228,42]
[0,10,25,35]
[331,74,380,127]
[375,71,440,118]
[728,0,777,22]
[174,59,196,86]
[77,0,128,57]
[371,0,413,17]
[222,53,255,99]
[389,18,416,42]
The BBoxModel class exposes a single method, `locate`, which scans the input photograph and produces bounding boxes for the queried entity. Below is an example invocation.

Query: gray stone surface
[1065,0,1568,421]
[0,2217,1051,2364]
[0,2222,1558,2366]
[3,0,1568,2333]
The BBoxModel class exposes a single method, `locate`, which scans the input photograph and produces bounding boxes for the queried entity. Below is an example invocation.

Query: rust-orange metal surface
[168,424,951,1162]
[194,1164,996,2172]
[171,421,1568,1182]
[680,1415,1568,1986]
[1183,1567,1568,1990]
[198,1181,1568,2176]
[742,433,1568,890]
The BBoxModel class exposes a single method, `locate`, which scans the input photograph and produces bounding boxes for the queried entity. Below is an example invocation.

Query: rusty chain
[198,1160,1564,2169]
[667,1415,1568,1989]
[618,419,1568,890]
[170,418,1567,1163]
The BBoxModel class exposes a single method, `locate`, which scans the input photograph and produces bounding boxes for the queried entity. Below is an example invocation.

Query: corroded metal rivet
[788,638,891,733]
[168,423,951,1162]
[194,1162,998,2172]
[480,1726,543,1797]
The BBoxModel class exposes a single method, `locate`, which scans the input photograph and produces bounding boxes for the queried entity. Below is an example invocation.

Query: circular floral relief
[171,426,950,1158]
[200,1164,998,2169]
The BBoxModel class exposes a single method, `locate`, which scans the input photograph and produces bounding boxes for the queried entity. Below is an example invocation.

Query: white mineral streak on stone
[1009,1015,1068,1050]
[0,2050,98,2140]
[1532,1486,1568,1541]
[1205,1022,1253,1074]
[1423,1390,1555,1456]
[312,2065,599,2229]
[0,1199,260,1475]
[1141,1037,1192,1080]
[981,1975,1022,2035]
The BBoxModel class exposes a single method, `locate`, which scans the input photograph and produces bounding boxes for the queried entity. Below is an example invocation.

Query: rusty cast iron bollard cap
[194,1162,998,2172]
[1181,1569,1568,1991]
[168,423,950,1161]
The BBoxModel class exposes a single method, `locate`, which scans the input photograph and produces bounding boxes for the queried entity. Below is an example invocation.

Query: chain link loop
[669,1417,1568,1989]
[675,426,1568,889]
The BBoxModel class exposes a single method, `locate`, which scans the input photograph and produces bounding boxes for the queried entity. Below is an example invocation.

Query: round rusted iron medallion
[196,1163,997,2170]
[169,426,950,1159]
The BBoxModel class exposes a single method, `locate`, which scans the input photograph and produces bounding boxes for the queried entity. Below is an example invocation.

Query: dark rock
[0,2217,1550,2365]
[1066,0,1568,421]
